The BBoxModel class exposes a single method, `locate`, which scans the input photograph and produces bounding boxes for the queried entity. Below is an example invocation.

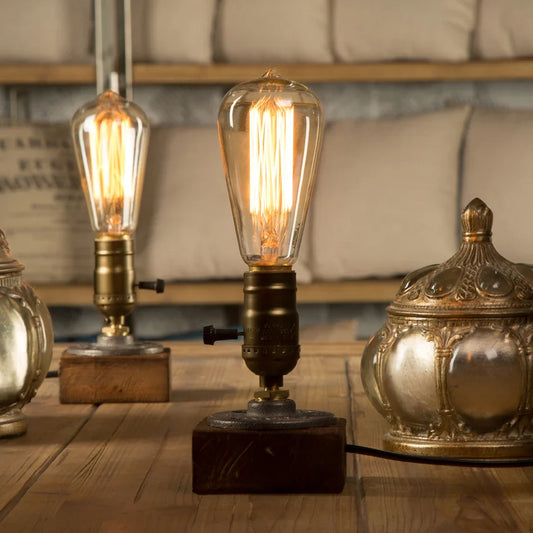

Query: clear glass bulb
[218,71,323,267]
[71,90,150,235]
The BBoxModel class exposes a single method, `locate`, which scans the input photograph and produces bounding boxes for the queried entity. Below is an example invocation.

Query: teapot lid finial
[461,198,493,242]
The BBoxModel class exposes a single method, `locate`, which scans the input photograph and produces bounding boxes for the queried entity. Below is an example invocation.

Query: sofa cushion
[132,0,216,63]
[0,0,92,62]
[462,108,533,263]
[137,127,312,282]
[333,0,476,62]
[311,107,470,280]
[216,0,333,63]
[474,0,533,59]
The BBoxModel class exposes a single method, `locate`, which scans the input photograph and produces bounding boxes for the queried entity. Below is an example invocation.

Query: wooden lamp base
[59,348,170,404]
[192,417,346,494]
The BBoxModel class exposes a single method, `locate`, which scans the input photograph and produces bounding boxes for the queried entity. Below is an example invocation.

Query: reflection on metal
[206,268,335,429]
[65,235,164,356]
[361,198,533,458]
[95,0,132,99]
[0,230,53,437]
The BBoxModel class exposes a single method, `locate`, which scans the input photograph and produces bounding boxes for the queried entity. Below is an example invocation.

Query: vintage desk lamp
[193,71,346,494]
[59,0,168,403]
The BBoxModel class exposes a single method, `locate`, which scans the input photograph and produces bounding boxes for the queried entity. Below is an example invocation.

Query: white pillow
[333,0,476,62]
[474,0,533,59]
[136,127,312,282]
[311,107,470,280]
[0,0,92,62]
[0,124,93,283]
[132,0,216,63]
[462,108,533,263]
[216,0,333,63]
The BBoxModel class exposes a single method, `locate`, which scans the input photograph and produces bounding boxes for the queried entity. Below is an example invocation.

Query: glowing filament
[83,111,136,234]
[249,96,294,262]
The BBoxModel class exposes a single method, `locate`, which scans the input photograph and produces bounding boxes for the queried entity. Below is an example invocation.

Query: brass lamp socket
[242,268,300,391]
[94,234,136,336]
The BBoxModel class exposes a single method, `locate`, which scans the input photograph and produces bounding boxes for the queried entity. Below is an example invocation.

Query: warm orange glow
[84,110,136,234]
[249,96,294,263]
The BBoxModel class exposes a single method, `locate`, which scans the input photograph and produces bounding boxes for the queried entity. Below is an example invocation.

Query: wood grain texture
[0,342,531,531]
[59,349,171,403]
[0,379,94,520]
[0,344,357,532]
[193,418,346,494]
[1,61,533,85]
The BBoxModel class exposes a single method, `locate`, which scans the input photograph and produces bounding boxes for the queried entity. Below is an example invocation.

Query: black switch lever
[138,279,165,293]
[203,325,242,345]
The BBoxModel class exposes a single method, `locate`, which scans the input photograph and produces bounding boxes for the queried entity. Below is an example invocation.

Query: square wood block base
[192,417,346,494]
[59,348,170,404]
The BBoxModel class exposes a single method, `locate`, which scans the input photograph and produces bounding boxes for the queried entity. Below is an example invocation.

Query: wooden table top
[0,341,531,532]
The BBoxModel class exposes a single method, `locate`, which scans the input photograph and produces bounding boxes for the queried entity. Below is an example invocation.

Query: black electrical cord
[346,443,533,467]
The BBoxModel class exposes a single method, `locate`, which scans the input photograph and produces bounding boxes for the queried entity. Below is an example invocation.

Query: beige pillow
[216,0,333,63]
[462,108,533,263]
[0,124,93,283]
[474,0,533,59]
[136,127,313,282]
[0,0,92,62]
[132,0,216,63]
[333,0,476,62]
[311,107,470,280]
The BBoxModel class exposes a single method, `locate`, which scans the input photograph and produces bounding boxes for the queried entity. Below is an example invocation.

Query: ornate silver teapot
[361,198,533,458]
[0,230,53,437]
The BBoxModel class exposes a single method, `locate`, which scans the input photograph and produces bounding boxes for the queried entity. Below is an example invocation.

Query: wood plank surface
[0,379,94,520]
[1,61,533,85]
[0,343,358,532]
[33,278,401,306]
[0,342,531,532]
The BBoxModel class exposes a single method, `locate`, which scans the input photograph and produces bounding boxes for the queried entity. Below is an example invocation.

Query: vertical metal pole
[95,0,132,99]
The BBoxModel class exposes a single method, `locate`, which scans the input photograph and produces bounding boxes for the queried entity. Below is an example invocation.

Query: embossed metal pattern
[390,198,533,317]
[0,232,53,437]
[361,199,533,458]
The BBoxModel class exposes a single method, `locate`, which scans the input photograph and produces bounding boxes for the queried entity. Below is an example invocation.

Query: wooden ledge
[1,60,533,85]
[34,279,401,306]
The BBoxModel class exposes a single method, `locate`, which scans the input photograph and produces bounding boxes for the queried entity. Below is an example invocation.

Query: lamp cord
[345,443,533,467]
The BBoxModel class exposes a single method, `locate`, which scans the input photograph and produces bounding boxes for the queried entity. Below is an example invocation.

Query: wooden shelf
[1,60,533,85]
[33,279,401,306]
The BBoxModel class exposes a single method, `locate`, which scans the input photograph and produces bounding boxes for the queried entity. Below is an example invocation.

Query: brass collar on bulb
[241,267,300,398]
[94,234,136,337]
[249,265,293,272]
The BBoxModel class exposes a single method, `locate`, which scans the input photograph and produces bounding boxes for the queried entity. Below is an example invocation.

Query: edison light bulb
[70,90,150,338]
[71,90,149,235]
[218,70,323,267]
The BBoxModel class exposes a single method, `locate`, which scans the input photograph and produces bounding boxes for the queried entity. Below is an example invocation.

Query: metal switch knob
[138,279,165,293]
[203,325,241,345]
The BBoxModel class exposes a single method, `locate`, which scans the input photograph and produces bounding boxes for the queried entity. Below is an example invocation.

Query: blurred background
[0,0,532,343]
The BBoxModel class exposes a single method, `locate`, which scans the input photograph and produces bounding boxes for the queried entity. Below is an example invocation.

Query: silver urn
[361,198,533,458]
[0,230,53,437]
